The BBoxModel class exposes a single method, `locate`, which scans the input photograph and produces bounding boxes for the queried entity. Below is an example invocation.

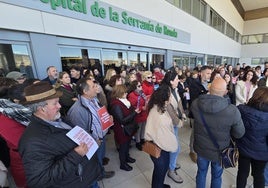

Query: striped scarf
[0,99,32,126]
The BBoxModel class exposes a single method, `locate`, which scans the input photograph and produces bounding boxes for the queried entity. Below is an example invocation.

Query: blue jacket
[237,104,268,161]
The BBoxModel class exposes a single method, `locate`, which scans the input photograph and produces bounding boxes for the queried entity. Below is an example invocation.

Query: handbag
[142,141,161,158]
[122,122,138,136]
[198,109,239,169]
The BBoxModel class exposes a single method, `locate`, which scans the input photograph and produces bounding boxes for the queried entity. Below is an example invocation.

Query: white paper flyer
[66,126,99,160]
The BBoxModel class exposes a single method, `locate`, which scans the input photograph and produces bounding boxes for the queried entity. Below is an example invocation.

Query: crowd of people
[0,61,267,188]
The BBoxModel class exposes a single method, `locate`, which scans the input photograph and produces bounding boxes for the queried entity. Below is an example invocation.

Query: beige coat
[144,105,178,152]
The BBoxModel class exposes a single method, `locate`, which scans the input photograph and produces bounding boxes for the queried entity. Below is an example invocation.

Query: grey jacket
[191,94,245,162]
[66,95,105,140]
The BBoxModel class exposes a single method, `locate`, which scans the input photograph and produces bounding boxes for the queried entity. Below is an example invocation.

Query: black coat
[19,115,101,188]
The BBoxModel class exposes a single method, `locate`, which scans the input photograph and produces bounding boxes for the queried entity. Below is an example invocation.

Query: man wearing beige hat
[18,81,101,188]
[190,78,245,188]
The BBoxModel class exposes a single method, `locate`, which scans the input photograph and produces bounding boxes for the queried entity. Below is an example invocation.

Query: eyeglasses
[147,76,152,79]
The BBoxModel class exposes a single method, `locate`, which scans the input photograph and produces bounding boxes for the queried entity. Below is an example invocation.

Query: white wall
[243,18,268,35]
[0,0,243,58]
[241,18,268,65]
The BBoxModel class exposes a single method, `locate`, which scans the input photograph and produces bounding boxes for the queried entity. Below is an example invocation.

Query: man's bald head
[209,78,227,96]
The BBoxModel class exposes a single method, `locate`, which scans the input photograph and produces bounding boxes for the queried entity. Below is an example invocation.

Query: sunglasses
[137,85,141,87]
[152,77,156,79]
[17,77,26,80]
[147,76,152,79]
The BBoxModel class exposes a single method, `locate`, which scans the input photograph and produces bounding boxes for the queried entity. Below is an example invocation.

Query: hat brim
[21,90,63,105]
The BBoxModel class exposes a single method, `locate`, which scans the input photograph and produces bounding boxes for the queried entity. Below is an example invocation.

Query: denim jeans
[169,126,180,170]
[265,162,268,186]
[150,150,169,188]
[89,181,99,188]
[96,137,106,166]
[196,155,223,188]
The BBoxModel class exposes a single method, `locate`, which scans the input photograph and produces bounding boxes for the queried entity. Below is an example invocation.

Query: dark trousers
[119,140,131,166]
[236,153,267,188]
[150,150,169,188]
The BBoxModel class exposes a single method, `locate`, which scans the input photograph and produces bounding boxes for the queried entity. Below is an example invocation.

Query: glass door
[0,43,35,78]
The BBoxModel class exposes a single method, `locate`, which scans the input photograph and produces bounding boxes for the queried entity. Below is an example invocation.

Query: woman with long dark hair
[236,87,268,188]
[145,85,178,188]
[235,69,258,105]
[161,71,185,184]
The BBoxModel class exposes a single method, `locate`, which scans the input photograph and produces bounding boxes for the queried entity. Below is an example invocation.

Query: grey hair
[27,101,47,113]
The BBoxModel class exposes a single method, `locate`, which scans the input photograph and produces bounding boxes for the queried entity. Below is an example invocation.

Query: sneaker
[167,170,183,183]
[189,152,197,163]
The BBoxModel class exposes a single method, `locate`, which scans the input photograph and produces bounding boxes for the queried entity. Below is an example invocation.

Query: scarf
[118,98,131,108]
[0,99,32,126]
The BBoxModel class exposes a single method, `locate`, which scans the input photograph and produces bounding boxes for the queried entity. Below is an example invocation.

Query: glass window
[128,52,148,69]
[173,56,182,66]
[200,1,206,22]
[207,55,215,66]
[87,49,102,75]
[59,47,82,72]
[190,57,197,69]
[235,31,241,43]
[181,0,191,14]
[215,56,222,65]
[210,9,225,34]
[251,58,261,65]
[263,34,268,43]
[0,43,34,78]
[248,35,263,44]
[102,50,127,74]
[174,0,180,7]
[226,23,235,39]
[242,36,248,44]
[150,54,165,70]
[192,0,200,19]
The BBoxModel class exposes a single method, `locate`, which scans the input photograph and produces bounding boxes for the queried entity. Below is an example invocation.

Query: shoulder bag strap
[198,109,220,150]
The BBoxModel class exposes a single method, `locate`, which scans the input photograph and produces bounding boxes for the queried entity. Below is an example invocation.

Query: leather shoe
[127,156,136,163]
[120,163,133,171]
[103,170,115,179]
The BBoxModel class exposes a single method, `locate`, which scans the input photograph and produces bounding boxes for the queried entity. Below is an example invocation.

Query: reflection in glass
[150,54,164,70]
[0,44,34,78]
[60,47,83,72]
[102,50,126,74]
[128,52,147,68]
